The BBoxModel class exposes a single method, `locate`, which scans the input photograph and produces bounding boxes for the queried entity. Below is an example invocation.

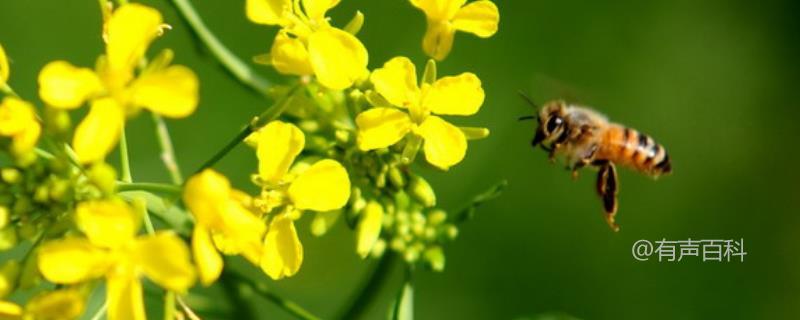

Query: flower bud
[408,175,436,207]
[388,166,405,188]
[424,246,445,272]
[0,260,20,297]
[428,209,447,225]
[88,162,117,195]
[1,168,20,184]
[0,206,8,229]
[0,227,17,251]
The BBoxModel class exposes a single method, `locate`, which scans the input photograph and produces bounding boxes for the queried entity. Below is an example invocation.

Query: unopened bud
[0,260,20,297]
[424,246,445,272]
[0,227,17,251]
[408,175,436,207]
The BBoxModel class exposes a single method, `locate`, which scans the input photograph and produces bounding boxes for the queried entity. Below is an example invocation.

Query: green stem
[164,291,176,320]
[89,302,108,320]
[194,85,300,173]
[151,113,184,184]
[119,127,132,183]
[225,269,321,320]
[169,0,271,96]
[1,83,18,97]
[337,252,398,320]
[116,182,182,196]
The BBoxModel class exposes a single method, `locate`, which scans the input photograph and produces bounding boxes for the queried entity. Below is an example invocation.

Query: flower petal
[356,201,383,258]
[0,44,9,85]
[302,0,340,21]
[106,4,163,72]
[256,121,305,184]
[308,28,368,90]
[288,159,351,212]
[183,169,231,228]
[246,0,290,25]
[0,301,22,318]
[0,97,37,136]
[260,215,303,280]
[370,57,420,108]
[218,200,266,265]
[134,232,196,293]
[355,107,413,150]
[25,289,86,320]
[106,273,146,320]
[423,73,484,115]
[422,20,456,61]
[76,199,139,249]
[453,0,499,37]
[192,225,223,286]
[410,0,467,20]
[38,238,109,284]
[37,61,103,109]
[270,31,314,76]
[11,123,41,156]
[130,65,199,118]
[418,115,467,170]
[72,98,124,164]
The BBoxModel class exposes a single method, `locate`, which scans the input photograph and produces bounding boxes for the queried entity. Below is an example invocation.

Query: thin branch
[119,127,133,183]
[152,113,184,184]
[224,269,321,320]
[116,182,182,196]
[337,252,398,320]
[169,0,271,96]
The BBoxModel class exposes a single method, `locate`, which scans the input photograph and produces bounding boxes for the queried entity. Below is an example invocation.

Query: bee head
[532,100,568,148]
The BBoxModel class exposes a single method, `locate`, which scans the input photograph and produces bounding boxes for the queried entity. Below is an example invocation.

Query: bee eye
[546,116,563,133]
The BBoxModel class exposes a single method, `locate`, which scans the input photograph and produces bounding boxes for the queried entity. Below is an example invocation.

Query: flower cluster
[0,0,500,319]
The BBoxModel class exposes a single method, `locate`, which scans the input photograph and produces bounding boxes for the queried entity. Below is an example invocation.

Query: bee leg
[596,162,620,232]
[548,144,560,163]
[571,145,598,180]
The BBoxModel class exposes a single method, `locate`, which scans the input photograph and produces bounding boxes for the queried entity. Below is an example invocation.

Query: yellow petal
[106,4,163,72]
[72,98,124,164]
[218,200,267,265]
[25,289,85,320]
[0,44,9,85]
[422,20,456,61]
[192,225,223,286]
[453,0,499,37]
[355,107,413,150]
[38,238,109,284]
[370,57,420,108]
[423,73,484,115]
[356,201,383,258]
[0,97,37,136]
[418,115,467,170]
[260,215,303,280]
[288,159,351,212]
[76,199,139,249]
[130,65,199,118]
[11,123,41,156]
[410,0,466,20]
[134,232,196,292]
[256,121,304,184]
[246,0,291,25]
[270,31,314,76]
[183,169,231,228]
[0,301,22,319]
[37,61,103,109]
[307,28,368,90]
[302,0,340,21]
[106,273,146,320]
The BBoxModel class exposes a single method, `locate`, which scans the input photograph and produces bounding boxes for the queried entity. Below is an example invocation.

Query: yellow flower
[355,57,487,170]
[246,0,368,90]
[410,0,499,60]
[37,199,195,320]
[0,43,9,86]
[0,97,41,156]
[250,121,350,279]
[37,4,199,164]
[183,169,267,285]
[0,289,86,320]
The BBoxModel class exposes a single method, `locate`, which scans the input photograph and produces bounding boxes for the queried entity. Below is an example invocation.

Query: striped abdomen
[596,125,671,176]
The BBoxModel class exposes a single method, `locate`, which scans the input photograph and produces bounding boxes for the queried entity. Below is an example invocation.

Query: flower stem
[119,127,133,183]
[224,269,321,320]
[337,252,399,320]
[116,182,182,196]
[1,83,18,97]
[163,291,176,320]
[194,85,300,173]
[169,0,271,96]
[151,113,184,184]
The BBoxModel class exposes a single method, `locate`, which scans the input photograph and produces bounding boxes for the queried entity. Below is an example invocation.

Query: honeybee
[519,94,672,232]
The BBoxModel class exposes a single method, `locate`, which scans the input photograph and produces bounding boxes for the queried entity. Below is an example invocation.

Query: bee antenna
[518,91,539,109]
[518,115,536,121]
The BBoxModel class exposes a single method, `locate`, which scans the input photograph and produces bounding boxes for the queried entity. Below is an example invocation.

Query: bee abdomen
[601,126,671,176]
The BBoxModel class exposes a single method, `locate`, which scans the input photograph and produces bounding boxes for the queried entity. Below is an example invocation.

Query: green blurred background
[2,0,800,319]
